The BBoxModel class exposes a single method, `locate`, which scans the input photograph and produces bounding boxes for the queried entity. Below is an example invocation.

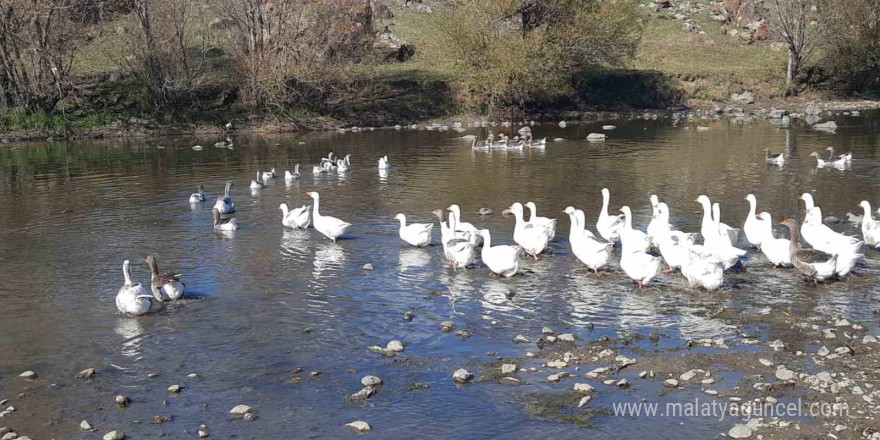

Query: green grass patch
[0,109,128,133]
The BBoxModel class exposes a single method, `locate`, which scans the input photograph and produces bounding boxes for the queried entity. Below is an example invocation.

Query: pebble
[403,311,414,321]
[547,360,567,368]
[386,340,404,352]
[547,372,570,383]
[77,368,96,379]
[728,424,752,439]
[187,373,199,378]
[541,327,554,335]
[18,371,36,380]
[664,379,679,388]
[616,379,629,387]
[362,263,374,271]
[638,371,647,378]
[513,334,529,343]
[115,395,130,407]
[818,346,830,356]
[573,383,595,393]
[679,370,698,381]
[758,358,774,367]
[452,369,473,384]
[229,404,253,416]
[603,379,616,385]
[775,365,796,381]
[81,420,92,430]
[349,387,376,401]
[704,389,718,396]
[439,321,454,332]
[501,364,517,374]
[498,377,521,386]
[578,396,592,407]
[198,429,209,438]
[168,385,183,394]
[557,334,575,342]
[345,421,371,433]
[586,133,606,141]
[585,367,610,378]
[103,431,125,440]
[361,375,382,387]
[768,339,785,351]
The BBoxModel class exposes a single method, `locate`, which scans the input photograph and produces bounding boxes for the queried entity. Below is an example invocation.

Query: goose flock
[115,144,880,318]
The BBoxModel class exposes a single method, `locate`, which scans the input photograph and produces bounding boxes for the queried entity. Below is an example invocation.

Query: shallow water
[1,112,879,438]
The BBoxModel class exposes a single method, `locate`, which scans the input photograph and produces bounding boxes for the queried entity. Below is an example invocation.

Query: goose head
[504,202,524,217]
[618,206,632,217]
[431,209,445,222]
[601,188,610,198]
[695,195,711,212]
[745,194,757,205]
[197,184,204,193]
[307,191,319,200]
[394,213,406,223]
[809,151,820,159]
[525,201,538,215]
[279,203,289,211]
[562,206,576,216]
[212,207,222,225]
[798,193,815,211]
[657,202,671,221]
[649,194,659,209]
[758,211,772,222]
[858,200,871,213]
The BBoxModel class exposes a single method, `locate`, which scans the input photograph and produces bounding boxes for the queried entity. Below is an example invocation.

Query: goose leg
[637,280,644,289]
[662,266,674,273]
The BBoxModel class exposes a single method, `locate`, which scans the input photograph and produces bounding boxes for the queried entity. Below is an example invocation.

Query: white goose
[696,195,739,246]
[475,229,519,277]
[337,158,351,172]
[858,201,880,248]
[212,207,238,231]
[189,185,206,203]
[743,194,766,249]
[756,212,791,267]
[646,195,663,246]
[447,204,481,247]
[764,149,784,165]
[116,260,152,316]
[262,166,277,181]
[285,164,301,181]
[250,171,265,189]
[563,207,612,273]
[809,151,846,168]
[307,192,351,242]
[213,181,235,214]
[322,152,337,172]
[525,201,557,240]
[280,203,311,229]
[506,202,550,260]
[618,206,651,252]
[432,209,476,269]
[706,203,748,269]
[395,213,433,247]
[378,156,391,169]
[313,164,327,174]
[597,188,625,243]
[619,226,662,289]
[804,206,863,276]
[680,244,724,291]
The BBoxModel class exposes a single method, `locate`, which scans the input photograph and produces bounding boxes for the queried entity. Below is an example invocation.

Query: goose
[743,194,766,249]
[656,203,697,245]
[810,151,846,168]
[212,207,238,231]
[322,153,337,172]
[285,164,301,181]
[597,188,625,243]
[214,137,233,148]
[189,185,206,203]
[618,206,651,252]
[646,195,663,246]
[307,192,351,242]
[280,203,311,229]
[764,149,784,165]
[525,201,557,240]
[313,164,327,174]
[803,206,863,276]
[756,212,791,267]
[432,209,475,269]
[781,219,838,284]
[378,156,391,169]
[706,203,748,269]
[475,229,519,277]
[563,207,612,273]
[395,213,433,247]
[344,154,352,169]
[530,137,547,148]
[657,229,696,273]
[826,146,852,163]
[144,255,185,301]
[447,204,481,247]
[337,158,351,172]
[116,260,152,316]
[695,195,739,246]
[573,209,597,239]
[858,201,880,247]
[262,166,277,181]
[505,202,550,260]
[470,138,489,151]
[680,244,724,291]
[213,181,235,214]
[619,226,662,289]
[250,171,265,189]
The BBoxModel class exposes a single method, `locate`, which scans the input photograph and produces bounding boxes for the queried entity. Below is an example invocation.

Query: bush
[820,0,880,95]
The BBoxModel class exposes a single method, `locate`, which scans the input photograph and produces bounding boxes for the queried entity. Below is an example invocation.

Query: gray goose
[781,219,837,285]
[145,255,186,301]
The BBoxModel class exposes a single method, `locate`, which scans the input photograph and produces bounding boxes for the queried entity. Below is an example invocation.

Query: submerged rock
[115,395,130,407]
[229,405,253,416]
[77,368,96,379]
[345,421,371,433]
[728,424,752,438]
[81,420,93,430]
[586,133,606,141]
[361,375,382,387]
[103,431,125,440]
[513,334,529,343]
[573,383,595,393]
[18,371,36,380]
[349,387,376,401]
[439,321,454,332]
[452,369,473,384]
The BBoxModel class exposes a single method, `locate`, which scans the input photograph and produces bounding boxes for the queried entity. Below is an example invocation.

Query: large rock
[345,421,371,433]
[728,424,752,438]
[374,27,415,62]
[731,91,755,104]
[103,432,125,440]
[813,121,838,132]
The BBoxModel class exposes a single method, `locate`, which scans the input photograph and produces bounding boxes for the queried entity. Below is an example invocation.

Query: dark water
[1,112,879,439]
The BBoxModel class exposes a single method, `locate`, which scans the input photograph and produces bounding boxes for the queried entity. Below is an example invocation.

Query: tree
[771,0,823,94]
[821,0,880,94]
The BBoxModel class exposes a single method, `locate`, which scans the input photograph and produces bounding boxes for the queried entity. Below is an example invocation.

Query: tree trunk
[363,0,372,36]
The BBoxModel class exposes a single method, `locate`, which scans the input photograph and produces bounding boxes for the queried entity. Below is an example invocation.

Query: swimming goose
[695,195,739,246]
[781,219,838,284]
[810,151,846,168]
[378,156,391,169]
[262,166,277,181]
[395,213,433,247]
[619,225,662,289]
[764,149,784,165]
[250,171,265,189]
[285,164,301,181]
[322,153,337,172]
[432,209,476,269]
[525,201,557,240]
[475,229,519,277]
[313,164,327,174]
[189,185,206,203]
[144,255,185,301]
[116,260,152,316]
[337,158,351,172]
[505,202,550,260]
[756,212,791,267]
[280,203,311,229]
[680,243,724,290]
[826,146,852,163]
[307,192,351,242]
[212,207,238,231]
[345,154,352,169]
[213,181,235,214]
[563,207,612,273]
[803,206,863,276]
[447,204,481,247]
[597,188,625,243]
[618,206,651,252]
[743,194,766,249]
[858,201,880,247]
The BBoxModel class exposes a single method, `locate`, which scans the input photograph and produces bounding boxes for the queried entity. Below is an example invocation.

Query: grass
[0,109,129,133]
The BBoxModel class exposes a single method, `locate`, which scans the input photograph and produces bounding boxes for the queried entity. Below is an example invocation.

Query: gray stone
[439,321,454,332]
[664,379,679,388]
[1,433,15,440]
[349,387,376,401]
[817,346,830,356]
[573,383,595,393]
[498,377,521,386]
[168,385,183,394]
[81,420,92,430]
[361,375,382,387]
[728,424,752,438]
[541,327,554,335]
[513,334,529,343]
[103,431,125,440]
[115,395,130,407]
[345,421,371,433]
[805,104,822,115]
[229,405,253,416]
[18,371,36,380]
[452,369,473,384]
[775,365,796,381]
[863,335,878,344]
[363,263,374,271]
[501,364,516,375]
[680,370,698,381]
[547,360,567,369]
[731,91,755,104]
[586,133,606,141]
[547,372,570,383]
[813,121,838,132]
[77,368,96,379]
[758,358,774,367]
[386,340,404,352]
[557,333,575,342]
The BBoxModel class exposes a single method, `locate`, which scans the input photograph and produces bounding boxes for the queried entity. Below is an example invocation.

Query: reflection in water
[114,317,146,359]
[378,168,389,182]
[312,244,345,280]
[398,248,431,271]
